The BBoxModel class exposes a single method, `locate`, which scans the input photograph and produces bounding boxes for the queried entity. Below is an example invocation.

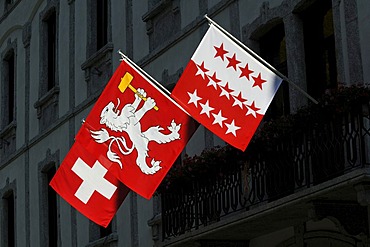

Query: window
[96,0,108,50]
[82,0,113,97]
[4,0,14,11]
[46,11,57,91]
[46,166,58,247]
[6,53,15,124]
[259,22,290,119]
[302,0,337,98]
[35,2,60,132]
[39,3,59,94]
[0,44,16,160]
[149,0,161,8]
[88,220,118,246]
[100,222,112,238]
[38,150,60,247]
[1,180,16,247]
[89,221,112,242]
[86,0,111,56]
[2,191,15,247]
[142,0,181,51]
[2,49,15,126]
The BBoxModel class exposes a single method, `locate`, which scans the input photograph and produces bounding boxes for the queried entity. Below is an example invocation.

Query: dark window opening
[5,51,15,125]
[99,222,112,238]
[5,0,13,11]
[302,0,337,99]
[46,11,57,91]
[149,0,161,8]
[96,0,108,50]
[259,22,290,119]
[46,166,58,246]
[3,191,15,247]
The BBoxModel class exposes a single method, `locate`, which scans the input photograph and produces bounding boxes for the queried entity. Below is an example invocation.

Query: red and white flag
[50,141,130,227]
[74,60,197,199]
[172,24,283,151]
[50,59,197,226]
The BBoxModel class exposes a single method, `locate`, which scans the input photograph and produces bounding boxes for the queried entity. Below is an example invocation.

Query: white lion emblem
[91,88,181,175]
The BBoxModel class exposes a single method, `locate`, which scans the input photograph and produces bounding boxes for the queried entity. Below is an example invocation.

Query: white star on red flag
[212,110,227,127]
[187,89,202,107]
[225,120,241,136]
[199,100,215,117]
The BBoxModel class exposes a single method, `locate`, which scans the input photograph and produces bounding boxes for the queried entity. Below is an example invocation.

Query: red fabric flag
[50,141,130,227]
[172,24,283,151]
[77,60,197,199]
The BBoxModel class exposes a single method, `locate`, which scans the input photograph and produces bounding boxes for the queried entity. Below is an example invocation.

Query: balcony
[154,87,370,246]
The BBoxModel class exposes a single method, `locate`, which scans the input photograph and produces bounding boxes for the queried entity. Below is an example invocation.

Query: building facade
[0,0,370,246]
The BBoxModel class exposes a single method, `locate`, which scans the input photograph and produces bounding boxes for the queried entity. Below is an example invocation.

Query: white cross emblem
[71,158,117,204]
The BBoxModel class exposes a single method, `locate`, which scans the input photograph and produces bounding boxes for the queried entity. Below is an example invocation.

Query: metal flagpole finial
[117,50,127,61]
[204,14,211,23]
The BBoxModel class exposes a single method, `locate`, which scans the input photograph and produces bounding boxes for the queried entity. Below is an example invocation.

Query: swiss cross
[71,158,117,204]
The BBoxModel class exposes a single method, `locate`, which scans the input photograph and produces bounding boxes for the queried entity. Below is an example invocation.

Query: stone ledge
[85,233,118,247]
[0,121,16,149]
[34,86,60,119]
[81,42,114,71]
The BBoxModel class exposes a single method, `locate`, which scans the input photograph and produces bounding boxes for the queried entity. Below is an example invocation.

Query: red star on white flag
[207,72,221,89]
[195,62,209,79]
[245,101,260,118]
[219,82,233,99]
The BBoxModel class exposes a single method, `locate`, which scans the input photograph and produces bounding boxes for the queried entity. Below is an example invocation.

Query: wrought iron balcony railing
[160,92,370,241]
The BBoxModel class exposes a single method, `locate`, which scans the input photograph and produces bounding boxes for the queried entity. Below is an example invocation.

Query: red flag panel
[50,141,130,227]
[79,60,198,199]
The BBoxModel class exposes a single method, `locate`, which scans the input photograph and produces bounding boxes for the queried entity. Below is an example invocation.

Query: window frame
[87,220,118,247]
[300,0,337,98]
[86,0,112,56]
[0,40,17,160]
[81,0,113,97]
[38,149,60,247]
[259,22,290,119]
[39,1,59,95]
[34,0,60,132]
[1,45,16,128]
[0,179,17,247]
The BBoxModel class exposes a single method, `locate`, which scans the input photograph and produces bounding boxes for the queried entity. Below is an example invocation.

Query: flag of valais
[50,141,130,227]
[172,24,283,151]
[76,60,197,199]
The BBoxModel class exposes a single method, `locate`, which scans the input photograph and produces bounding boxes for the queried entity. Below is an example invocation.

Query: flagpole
[204,15,318,105]
[117,50,193,116]
[117,50,173,96]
